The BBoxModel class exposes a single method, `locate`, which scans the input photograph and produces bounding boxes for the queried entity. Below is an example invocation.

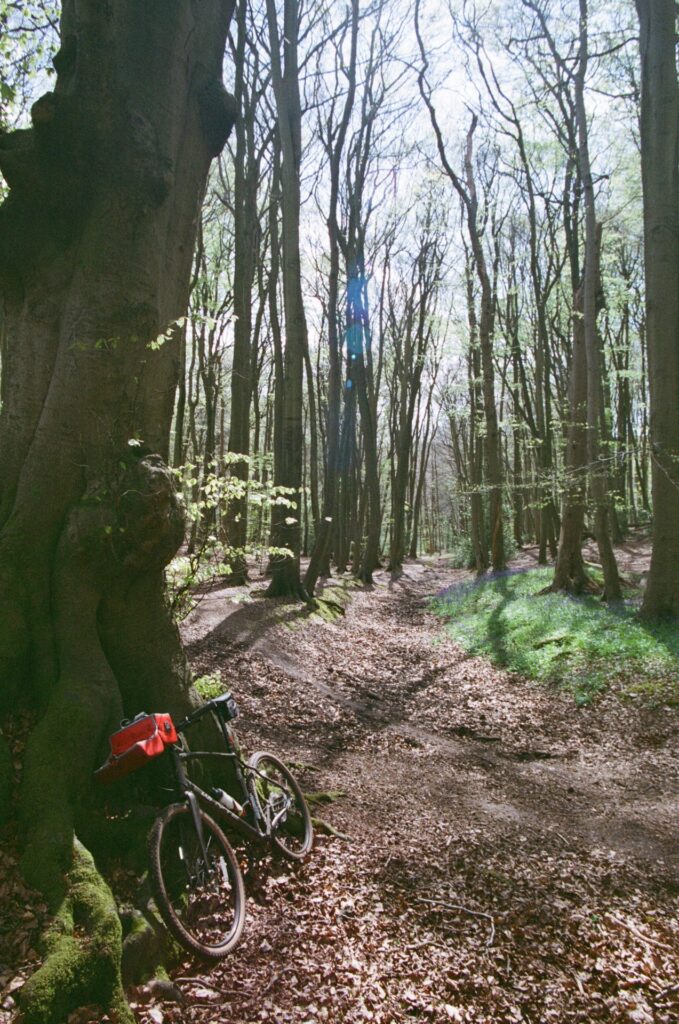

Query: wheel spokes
[160,818,237,949]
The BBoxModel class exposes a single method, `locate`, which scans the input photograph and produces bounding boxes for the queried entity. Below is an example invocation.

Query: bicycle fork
[186,791,210,864]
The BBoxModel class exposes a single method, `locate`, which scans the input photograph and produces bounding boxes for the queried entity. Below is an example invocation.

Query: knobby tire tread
[148,802,245,960]
[247,751,314,861]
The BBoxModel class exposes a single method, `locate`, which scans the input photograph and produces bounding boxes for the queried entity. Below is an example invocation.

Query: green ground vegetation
[431,567,679,705]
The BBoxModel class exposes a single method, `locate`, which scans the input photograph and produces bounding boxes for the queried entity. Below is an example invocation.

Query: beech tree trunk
[266,0,309,599]
[464,255,488,573]
[574,0,621,602]
[349,259,382,584]
[304,0,359,595]
[635,0,679,619]
[225,0,258,583]
[551,274,592,593]
[0,3,236,1020]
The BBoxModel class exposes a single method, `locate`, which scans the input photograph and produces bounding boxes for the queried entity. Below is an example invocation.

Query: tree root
[312,816,351,840]
[19,838,134,1024]
[304,791,349,837]
[538,574,601,597]
[304,790,347,806]
[306,597,346,622]
[121,907,175,988]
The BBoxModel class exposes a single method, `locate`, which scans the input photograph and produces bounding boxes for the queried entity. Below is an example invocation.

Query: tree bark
[265,0,309,599]
[225,0,261,583]
[551,274,593,593]
[574,0,621,602]
[304,0,359,595]
[0,4,236,1020]
[635,0,679,619]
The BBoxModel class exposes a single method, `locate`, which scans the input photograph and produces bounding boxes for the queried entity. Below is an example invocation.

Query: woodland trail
[164,559,676,1023]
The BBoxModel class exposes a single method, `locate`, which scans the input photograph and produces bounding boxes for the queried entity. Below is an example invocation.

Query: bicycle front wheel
[247,752,314,861]
[148,802,245,959]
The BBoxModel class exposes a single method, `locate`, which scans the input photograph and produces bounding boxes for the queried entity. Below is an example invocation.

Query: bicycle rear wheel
[247,752,313,861]
[148,802,245,959]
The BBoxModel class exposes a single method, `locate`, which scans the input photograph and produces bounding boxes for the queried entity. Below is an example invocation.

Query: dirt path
[154,561,678,1024]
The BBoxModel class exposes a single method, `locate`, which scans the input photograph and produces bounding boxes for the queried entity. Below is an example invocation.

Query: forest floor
[2,541,678,1023]
[165,542,678,1024]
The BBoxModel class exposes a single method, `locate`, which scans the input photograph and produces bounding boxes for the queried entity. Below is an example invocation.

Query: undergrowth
[432,567,679,705]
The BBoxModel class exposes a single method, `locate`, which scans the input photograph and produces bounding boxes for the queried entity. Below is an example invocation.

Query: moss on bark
[20,839,134,1024]
[0,5,238,1019]
[121,908,176,987]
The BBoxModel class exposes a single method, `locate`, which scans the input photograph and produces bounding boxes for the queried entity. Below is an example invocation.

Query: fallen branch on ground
[415,896,496,946]
[605,913,674,953]
[174,977,241,999]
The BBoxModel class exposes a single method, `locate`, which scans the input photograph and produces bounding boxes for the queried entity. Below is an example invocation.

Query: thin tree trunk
[575,0,621,602]
[265,0,309,599]
[225,0,259,583]
[304,0,358,594]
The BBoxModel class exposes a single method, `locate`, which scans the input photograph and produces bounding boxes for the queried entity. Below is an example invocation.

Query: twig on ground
[415,897,496,946]
[605,913,674,953]
[260,965,297,995]
[174,977,241,999]
[259,972,282,996]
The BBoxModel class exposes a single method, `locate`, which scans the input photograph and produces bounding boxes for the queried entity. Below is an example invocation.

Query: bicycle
[95,692,313,960]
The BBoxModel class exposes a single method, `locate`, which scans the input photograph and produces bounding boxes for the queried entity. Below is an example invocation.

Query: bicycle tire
[247,752,313,861]
[148,802,245,959]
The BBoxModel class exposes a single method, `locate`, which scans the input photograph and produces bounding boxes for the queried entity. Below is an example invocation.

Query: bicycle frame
[166,729,291,845]
[170,745,266,841]
[163,698,298,847]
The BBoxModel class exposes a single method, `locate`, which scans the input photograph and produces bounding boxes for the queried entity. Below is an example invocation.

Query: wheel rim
[253,758,310,857]
[157,812,239,952]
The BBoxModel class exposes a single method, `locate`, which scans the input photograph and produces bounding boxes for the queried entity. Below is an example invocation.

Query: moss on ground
[304,790,346,806]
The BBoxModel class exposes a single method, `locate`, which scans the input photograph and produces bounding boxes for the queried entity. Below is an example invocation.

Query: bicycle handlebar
[175,703,211,732]
[176,692,239,733]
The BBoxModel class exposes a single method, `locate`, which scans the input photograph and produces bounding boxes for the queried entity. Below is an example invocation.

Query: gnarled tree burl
[0,2,236,1020]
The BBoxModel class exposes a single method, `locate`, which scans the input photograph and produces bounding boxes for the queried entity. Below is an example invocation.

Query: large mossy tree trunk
[0,2,236,1020]
[635,0,679,620]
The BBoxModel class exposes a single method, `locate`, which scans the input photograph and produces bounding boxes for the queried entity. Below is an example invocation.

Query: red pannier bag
[95,713,178,784]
